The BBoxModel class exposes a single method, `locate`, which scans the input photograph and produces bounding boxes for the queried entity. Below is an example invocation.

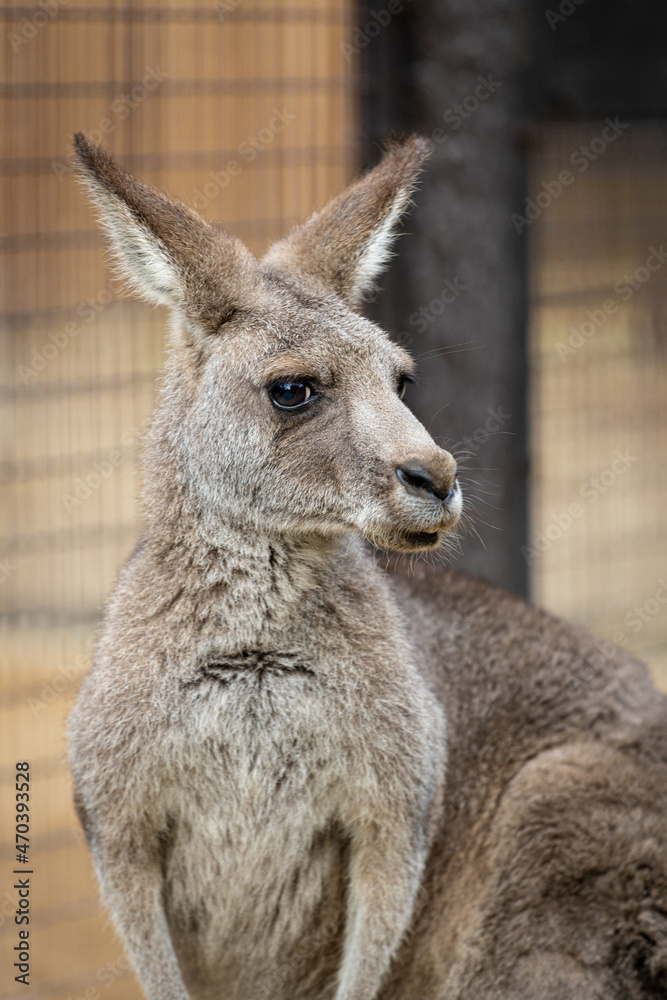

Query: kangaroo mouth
[401,495,462,551]
[360,487,461,553]
[405,529,441,550]
[362,521,446,554]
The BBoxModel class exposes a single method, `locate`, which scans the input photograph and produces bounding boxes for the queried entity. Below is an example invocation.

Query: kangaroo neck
[142,517,380,650]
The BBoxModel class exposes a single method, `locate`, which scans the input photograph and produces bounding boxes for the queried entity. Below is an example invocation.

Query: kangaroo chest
[163,648,357,995]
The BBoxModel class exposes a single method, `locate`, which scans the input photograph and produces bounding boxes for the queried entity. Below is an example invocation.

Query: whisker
[414,342,483,361]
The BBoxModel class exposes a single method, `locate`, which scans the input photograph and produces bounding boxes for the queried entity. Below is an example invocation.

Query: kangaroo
[69,133,667,1000]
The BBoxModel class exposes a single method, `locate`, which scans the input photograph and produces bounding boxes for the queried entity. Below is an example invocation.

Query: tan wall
[3,9,667,997]
[1,3,354,996]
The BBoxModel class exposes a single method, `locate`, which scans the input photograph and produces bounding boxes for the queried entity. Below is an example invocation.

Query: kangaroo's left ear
[262,136,431,308]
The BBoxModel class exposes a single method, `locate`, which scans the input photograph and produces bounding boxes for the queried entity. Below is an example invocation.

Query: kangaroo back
[384,562,667,1000]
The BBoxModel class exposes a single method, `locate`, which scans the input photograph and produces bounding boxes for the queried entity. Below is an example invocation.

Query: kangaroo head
[74,133,461,553]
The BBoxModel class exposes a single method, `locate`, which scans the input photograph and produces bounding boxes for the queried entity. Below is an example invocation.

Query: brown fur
[385,564,667,999]
[69,133,667,1000]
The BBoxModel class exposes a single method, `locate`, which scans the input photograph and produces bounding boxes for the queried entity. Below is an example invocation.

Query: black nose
[396,461,456,502]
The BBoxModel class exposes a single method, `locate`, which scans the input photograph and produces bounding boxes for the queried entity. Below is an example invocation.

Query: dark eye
[269,380,313,410]
[397,373,416,399]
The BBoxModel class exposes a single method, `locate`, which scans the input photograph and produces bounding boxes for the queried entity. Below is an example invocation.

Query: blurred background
[1,0,665,996]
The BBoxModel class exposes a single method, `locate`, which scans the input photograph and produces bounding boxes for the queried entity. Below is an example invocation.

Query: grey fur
[69,133,667,1000]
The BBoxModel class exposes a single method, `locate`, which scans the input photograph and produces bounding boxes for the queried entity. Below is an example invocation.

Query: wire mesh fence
[2,5,667,997]
[527,121,667,690]
[1,2,354,995]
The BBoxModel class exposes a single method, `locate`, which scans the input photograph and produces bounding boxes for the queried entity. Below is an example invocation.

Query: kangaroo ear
[73,133,255,325]
[262,136,430,308]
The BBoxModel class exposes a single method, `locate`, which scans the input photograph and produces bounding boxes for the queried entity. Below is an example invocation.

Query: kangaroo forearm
[335,829,427,1000]
[95,860,189,1000]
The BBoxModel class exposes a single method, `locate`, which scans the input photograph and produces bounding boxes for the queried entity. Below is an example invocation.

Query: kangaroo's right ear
[262,135,431,308]
[73,133,255,325]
